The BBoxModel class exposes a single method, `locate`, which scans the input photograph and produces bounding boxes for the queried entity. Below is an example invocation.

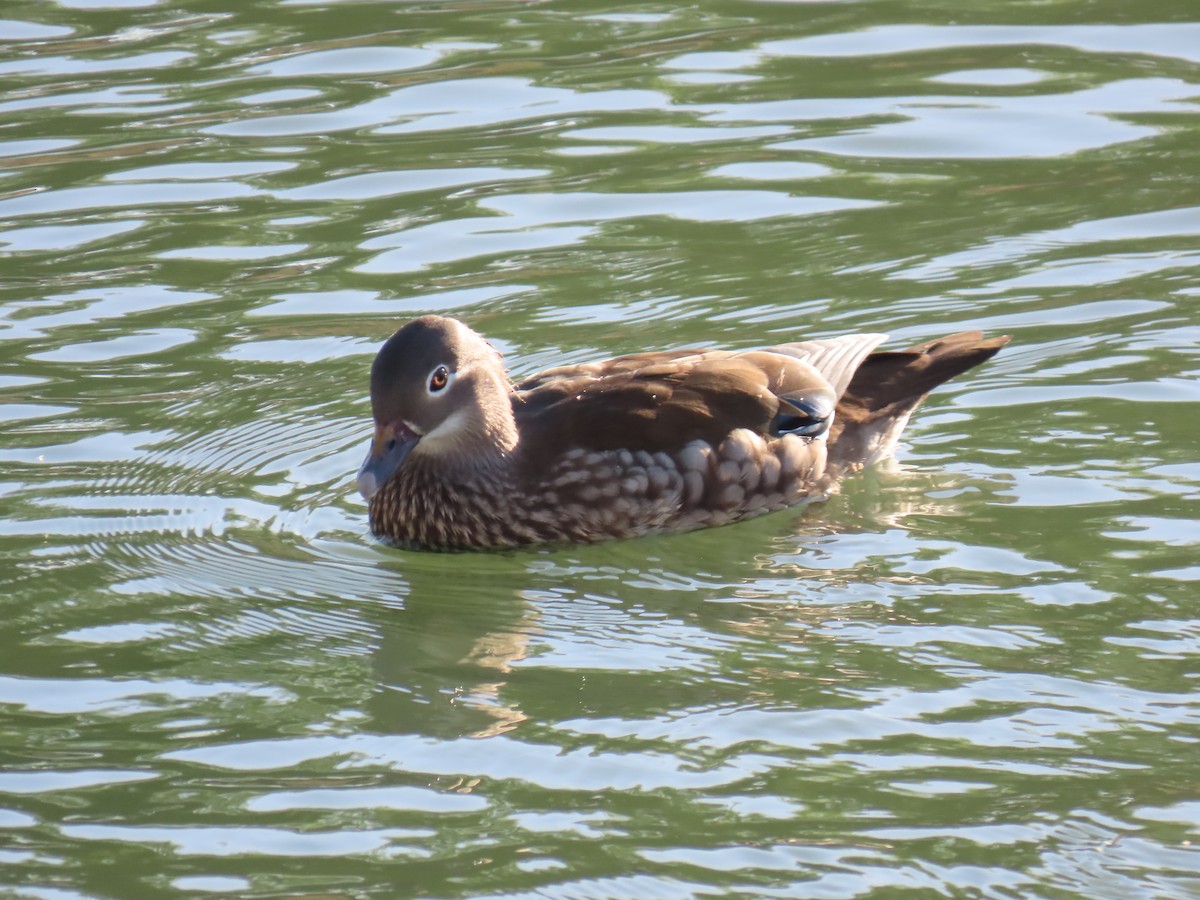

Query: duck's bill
[356,422,420,500]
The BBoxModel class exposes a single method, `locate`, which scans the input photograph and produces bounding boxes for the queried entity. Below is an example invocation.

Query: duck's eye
[428,365,450,393]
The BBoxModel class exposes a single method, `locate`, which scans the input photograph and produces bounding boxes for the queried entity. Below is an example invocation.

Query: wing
[511,345,846,472]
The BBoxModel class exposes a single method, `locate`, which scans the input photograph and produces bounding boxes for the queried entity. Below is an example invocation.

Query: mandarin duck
[357,316,1008,549]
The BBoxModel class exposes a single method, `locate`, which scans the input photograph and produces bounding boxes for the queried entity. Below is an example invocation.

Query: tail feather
[828,331,1010,472]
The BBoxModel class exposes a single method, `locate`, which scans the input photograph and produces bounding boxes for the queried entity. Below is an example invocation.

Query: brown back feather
[512,349,835,472]
[511,332,1007,476]
[514,353,773,466]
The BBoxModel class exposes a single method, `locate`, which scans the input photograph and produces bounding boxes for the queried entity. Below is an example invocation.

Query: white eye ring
[427,365,453,395]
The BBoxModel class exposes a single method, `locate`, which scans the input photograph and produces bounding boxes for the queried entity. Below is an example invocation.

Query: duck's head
[357,316,515,501]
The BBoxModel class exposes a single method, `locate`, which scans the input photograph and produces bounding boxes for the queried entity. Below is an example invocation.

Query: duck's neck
[368,394,530,549]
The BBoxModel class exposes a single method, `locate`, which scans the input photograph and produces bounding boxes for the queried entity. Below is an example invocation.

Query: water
[1,1,1198,897]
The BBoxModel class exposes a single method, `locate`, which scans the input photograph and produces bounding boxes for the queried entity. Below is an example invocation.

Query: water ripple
[0,2,1196,897]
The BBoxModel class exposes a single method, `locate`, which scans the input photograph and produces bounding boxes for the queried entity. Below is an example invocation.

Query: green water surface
[1,1,1198,897]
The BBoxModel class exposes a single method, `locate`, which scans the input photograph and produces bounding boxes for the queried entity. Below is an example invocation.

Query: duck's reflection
[362,551,535,738]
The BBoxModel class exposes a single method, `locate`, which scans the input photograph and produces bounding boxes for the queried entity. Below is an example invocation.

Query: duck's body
[358,317,1008,550]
